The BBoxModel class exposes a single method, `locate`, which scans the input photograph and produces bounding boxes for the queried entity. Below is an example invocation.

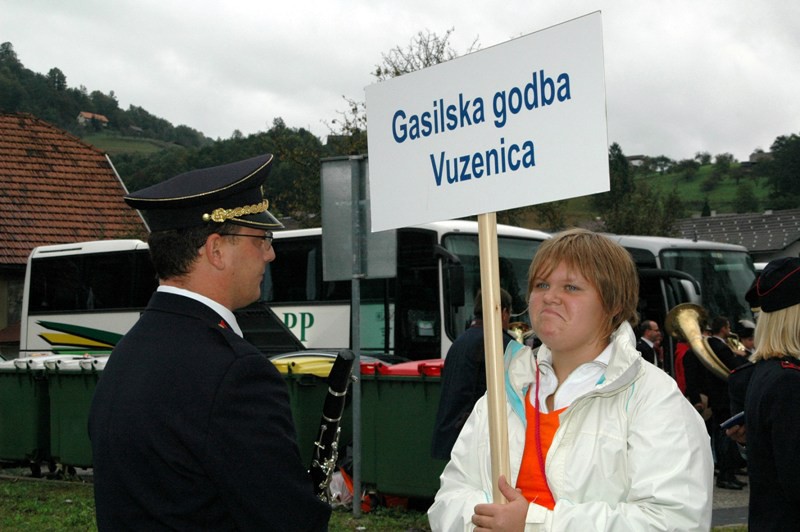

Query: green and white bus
[19,225,756,367]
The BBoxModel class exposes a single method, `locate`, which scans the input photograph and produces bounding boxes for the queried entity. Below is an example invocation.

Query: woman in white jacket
[428,228,713,531]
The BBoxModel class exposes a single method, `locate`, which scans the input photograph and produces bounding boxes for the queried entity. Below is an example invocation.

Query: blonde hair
[751,303,800,361]
[527,228,639,339]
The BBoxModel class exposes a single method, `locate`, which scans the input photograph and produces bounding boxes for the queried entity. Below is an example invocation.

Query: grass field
[0,475,748,531]
[0,476,431,531]
[81,134,173,156]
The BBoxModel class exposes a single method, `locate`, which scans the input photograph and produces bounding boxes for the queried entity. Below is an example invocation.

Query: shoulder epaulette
[731,361,755,374]
[780,359,800,371]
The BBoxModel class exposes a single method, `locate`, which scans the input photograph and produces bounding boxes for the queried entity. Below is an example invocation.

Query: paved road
[712,479,749,528]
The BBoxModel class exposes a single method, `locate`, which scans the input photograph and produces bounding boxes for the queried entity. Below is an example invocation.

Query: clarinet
[309,349,355,502]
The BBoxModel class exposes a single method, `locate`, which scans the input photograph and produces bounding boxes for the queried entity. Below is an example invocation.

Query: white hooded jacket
[428,322,713,531]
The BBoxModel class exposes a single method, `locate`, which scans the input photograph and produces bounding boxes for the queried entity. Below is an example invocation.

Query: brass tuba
[726,333,747,355]
[665,303,731,381]
[508,321,534,344]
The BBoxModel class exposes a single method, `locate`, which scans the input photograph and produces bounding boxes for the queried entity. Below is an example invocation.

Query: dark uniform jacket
[744,357,800,530]
[431,324,513,460]
[636,338,657,365]
[706,336,747,420]
[89,292,330,531]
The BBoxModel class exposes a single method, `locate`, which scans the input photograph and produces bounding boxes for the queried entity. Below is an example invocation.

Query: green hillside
[82,134,176,156]
[641,164,770,215]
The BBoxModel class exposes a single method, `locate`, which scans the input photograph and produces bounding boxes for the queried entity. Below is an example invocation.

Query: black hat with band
[124,154,283,232]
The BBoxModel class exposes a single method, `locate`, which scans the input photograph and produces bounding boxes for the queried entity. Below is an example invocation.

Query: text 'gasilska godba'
[389,69,572,186]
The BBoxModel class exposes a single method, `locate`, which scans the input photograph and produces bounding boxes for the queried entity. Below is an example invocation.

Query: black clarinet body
[309,349,355,502]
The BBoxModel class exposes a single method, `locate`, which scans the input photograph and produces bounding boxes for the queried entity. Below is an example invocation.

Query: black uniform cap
[745,257,800,312]
[124,154,283,232]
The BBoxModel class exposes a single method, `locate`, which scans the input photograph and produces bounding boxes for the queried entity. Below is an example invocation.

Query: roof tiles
[674,209,800,253]
[0,113,148,265]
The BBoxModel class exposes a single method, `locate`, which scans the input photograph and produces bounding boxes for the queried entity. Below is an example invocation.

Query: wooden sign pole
[477,212,511,503]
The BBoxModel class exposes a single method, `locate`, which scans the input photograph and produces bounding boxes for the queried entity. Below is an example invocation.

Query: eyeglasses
[218,231,273,248]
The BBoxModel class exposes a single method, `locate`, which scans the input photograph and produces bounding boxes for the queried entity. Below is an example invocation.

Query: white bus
[20,240,155,356]
[265,226,756,364]
[265,221,551,360]
[607,234,756,372]
[19,225,756,366]
[19,239,303,357]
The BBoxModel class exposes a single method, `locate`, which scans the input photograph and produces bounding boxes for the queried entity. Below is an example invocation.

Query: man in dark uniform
[89,155,330,530]
[706,316,748,489]
[431,289,513,460]
[636,320,661,366]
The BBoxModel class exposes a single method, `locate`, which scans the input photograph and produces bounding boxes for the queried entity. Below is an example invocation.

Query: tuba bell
[725,332,747,355]
[507,321,533,344]
[665,303,731,381]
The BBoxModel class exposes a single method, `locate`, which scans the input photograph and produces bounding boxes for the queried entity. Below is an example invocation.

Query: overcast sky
[3,0,798,162]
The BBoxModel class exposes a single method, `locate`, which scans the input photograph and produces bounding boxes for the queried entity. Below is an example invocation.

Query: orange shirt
[516,389,566,510]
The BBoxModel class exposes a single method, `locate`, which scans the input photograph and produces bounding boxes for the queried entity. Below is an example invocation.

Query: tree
[674,158,700,181]
[327,28,479,156]
[712,152,736,181]
[734,181,759,213]
[591,143,684,236]
[763,133,800,209]
[0,42,21,71]
[46,67,67,91]
[531,200,568,231]
[694,151,712,165]
[649,155,675,174]
[591,143,633,215]
[701,198,712,217]
[372,28,478,81]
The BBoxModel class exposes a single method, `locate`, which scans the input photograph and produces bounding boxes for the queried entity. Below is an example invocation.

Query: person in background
[89,155,330,531]
[707,316,748,490]
[731,257,800,529]
[431,289,514,460]
[735,319,756,356]
[428,228,712,531]
[635,320,660,366]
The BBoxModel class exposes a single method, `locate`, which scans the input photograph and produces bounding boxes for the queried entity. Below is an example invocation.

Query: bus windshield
[442,234,542,340]
[660,249,755,322]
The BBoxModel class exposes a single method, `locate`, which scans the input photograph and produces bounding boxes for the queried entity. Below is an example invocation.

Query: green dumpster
[45,356,106,468]
[271,353,354,470]
[0,355,77,473]
[359,359,447,498]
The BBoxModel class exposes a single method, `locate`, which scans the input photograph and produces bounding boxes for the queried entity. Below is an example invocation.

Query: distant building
[77,111,109,127]
[627,155,648,167]
[0,112,147,355]
[674,208,800,262]
[748,150,772,164]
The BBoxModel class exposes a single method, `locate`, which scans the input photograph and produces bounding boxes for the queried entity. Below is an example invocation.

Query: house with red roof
[0,113,147,355]
[76,111,109,127]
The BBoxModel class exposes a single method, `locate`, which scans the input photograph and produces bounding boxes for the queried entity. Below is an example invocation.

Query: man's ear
[202,233,227,270]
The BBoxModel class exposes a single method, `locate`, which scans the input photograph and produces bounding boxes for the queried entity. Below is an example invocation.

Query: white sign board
[365,12,608,232]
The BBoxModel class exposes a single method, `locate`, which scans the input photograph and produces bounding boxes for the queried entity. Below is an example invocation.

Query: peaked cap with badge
[125,154,283,232]
[745,256,800,313]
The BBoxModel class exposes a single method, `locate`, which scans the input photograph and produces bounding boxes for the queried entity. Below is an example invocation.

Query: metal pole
[350,156,364,518]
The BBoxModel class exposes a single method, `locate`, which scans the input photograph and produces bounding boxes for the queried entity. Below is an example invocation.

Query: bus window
[442,234,543,341]
[661,250,753,322]
[265,236,349,303]
[395,229,439,360]
[28,251,156,313]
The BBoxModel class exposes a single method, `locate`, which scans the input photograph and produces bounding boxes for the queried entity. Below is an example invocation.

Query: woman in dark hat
[739,257,800,530]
